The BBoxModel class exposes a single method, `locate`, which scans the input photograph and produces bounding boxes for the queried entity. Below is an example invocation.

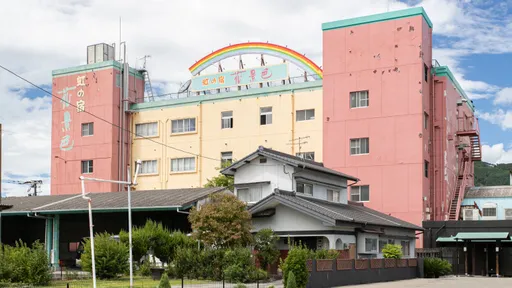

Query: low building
[222,146,422,259]
[461,186,512,220]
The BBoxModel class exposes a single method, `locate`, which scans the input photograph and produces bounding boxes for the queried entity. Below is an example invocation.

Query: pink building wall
[51,63,144,195]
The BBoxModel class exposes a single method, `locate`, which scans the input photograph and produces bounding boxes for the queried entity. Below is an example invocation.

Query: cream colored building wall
[131,85,322,190]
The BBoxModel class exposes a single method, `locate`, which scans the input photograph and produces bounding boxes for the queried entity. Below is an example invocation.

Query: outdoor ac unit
[463,209,479,221]
[505,209,512,220]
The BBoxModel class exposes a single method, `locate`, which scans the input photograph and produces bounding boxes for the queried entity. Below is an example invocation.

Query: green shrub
[424,257,452,278]
[224,247,262,283]
[81,232,129,279]
[314,249,339,259]
[287,271,297,288]
[0,240,51,286]
[268,286,275,288]
[175,247,200,279]
[280,242,310,288]
[138,261,151,276]
[382,244,403,259]
[158,273,171,288]
[234,284,247,288]
[254,228,280,269]
[200,248,225,280]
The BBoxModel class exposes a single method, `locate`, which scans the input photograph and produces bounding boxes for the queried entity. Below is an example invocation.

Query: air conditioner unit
[463,209,480,221]
[505,209,512,220]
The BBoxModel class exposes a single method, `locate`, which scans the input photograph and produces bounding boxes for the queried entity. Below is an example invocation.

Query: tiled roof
[465,186,512,198]
[1,187,227,214]
[250,191,422,231]
[222,146,359,181]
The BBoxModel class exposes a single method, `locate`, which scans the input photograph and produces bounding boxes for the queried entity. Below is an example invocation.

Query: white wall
[252,204,326,232]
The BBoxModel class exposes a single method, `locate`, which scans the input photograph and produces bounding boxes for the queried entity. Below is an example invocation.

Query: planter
[151,267,165,280]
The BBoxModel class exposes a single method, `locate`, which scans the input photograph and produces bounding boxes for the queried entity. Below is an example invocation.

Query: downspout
[291,91,295,155]
[165,119,170,187]
[199,101,203,186]
[177,207,190,215]
[122,60,129,186]
[431,70,436,220]
[159,120,164,189]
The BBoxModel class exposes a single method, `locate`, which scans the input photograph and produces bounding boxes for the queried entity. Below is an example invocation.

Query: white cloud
[0,0,510,196]
[477,109,512,130]
[483,143,512,164]
[494,88,512,106]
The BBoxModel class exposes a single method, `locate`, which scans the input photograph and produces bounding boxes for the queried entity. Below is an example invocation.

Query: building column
[464,242,468,276]
[496,241,500,277]
[45,218,53,262]
[52,215,60,268]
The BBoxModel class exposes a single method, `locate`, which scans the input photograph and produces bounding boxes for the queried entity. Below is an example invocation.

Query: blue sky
[0,0,511,196]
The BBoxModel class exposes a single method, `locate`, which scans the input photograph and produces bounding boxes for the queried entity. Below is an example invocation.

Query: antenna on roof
[287,136,310,156]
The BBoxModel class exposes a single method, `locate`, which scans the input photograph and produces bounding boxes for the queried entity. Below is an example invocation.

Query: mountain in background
[474,161,511,187]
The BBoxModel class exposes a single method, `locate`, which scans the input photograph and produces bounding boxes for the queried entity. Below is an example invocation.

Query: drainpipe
[165,119,170,187]
[291,91,295,155]
[177,207,189,215]
[199,101,203,186]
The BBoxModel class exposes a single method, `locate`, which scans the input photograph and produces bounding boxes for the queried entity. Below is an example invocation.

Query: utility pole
[0,123,2,200]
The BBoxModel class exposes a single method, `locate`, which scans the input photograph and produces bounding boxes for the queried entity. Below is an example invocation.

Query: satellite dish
[178,80,191,93]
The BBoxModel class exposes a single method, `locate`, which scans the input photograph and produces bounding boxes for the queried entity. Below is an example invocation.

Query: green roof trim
[436,236,461,243]
[131,80,323,111]
[433,66,475,112]
[52,60,144,80]
[454,232,510,240]
[322,7,432,31]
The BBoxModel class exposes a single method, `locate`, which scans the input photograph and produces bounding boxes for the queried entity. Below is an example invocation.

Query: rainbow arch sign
[189,42,323,80]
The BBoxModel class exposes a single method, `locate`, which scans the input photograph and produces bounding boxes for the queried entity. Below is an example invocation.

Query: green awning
[436,237,462,243]
[454,232,510,241]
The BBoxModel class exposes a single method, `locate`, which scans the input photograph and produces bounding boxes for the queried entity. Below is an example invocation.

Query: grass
[50,276,209,287]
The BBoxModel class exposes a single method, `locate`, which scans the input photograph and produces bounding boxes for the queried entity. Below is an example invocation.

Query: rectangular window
[388,239,395,245]
[379,240,387,253]
[237,186,263,203]
[170,157,196,172]
[350,90,369,108]
[135,122,158,137]
[365,238,377,252]
[483,207,497,217]
[401,241,410,256]
[424,63,429,82]
[424,112,429,129]
[81,122,94,136]
[221,152,233,166]
[296,182,313,196]
[260,107,273,125]
[327,189,340,202]
[81,160,93,174]
[221,111,233,129]
[139,160,157,174]
[351,185,369,202]
[350,138,369,155]
[296,152,315,161]
[171,118,196,134]
[296,109,315,121]
[424,160,429,178]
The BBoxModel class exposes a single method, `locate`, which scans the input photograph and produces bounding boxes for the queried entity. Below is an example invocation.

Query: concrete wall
[130,85,323,190]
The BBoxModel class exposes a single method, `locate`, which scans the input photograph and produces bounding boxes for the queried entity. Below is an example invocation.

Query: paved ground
[338,276,512,288]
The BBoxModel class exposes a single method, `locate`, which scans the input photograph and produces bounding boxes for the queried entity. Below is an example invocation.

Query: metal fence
[55,278,282,288]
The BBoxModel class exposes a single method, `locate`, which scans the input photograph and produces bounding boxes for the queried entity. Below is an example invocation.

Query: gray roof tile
[466,186,512,198]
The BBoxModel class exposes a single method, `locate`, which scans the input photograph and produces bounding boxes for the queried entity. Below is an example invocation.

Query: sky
[0,0,511,197]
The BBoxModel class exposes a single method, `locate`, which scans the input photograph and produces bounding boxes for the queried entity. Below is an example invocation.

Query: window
[237,186,263,203]
[350,138,369,155]
[424,160,429,178]
[296,109,315,121]
[68,242,80,252]
[424,112,429,129]
[81,122,94,136]
[296,182,313,196]
[221,152,233,166]
[81,160,93,174]
[259,158,267,164]
[221,111,233,129]
[135,122,158,137]
[260,107,272,125]
[139,160,157,174]
[379,240,387,253]
[296,152,315,161]
[351,185,369,202]
[171,118,196,134]
[327,189,340,202]
[388,239,395,245]
[365,238,377,252]
[424,63,429,82]
[483,207,497,217]
[401,241,410,256]
[350,90,369,108]
[170,157,196,172]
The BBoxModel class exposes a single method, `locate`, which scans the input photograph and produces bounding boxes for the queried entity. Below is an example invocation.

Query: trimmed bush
[314,249,339,260]
[280,242,310,288]
[158,273,171,288]
[287,271,297,288]
[81,232,129,279]
[382,244,403,259]
[0,240,51,286]
[424,257,452,278]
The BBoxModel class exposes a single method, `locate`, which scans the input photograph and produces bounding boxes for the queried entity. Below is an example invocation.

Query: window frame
[350,138,369,155]
[170,157,196,173]
[350,90,369,108]
[327,189,340,202]
[350,185,370,202]
[171,118,196,134]
[424,63,429,82]
[221,111,233,129]
[135,122,158,138]
[260,107,273,125]
[296,109,315,122]
[296,181,313,196]
[81,160,93,174]
[221,151,233,166]
[401,241,410,256]
[424,112,429,130]
[81,122,94,137]
[365,238,377,253]
[139,160,158,175]
[424,160,429,178]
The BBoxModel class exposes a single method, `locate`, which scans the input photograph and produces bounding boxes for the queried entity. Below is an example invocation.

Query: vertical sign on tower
[58,75,87,152]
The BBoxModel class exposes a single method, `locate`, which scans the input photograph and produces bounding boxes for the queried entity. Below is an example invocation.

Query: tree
[474,161,512,186]
[81,233,129,279]
[158,273,171,288]
[279,242,310,288]
[189,193,252,248]
[382,244,403,259]
[204,161,235,191]
[254,229,280,270]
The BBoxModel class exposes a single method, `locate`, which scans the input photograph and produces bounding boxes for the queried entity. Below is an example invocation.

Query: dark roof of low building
[465,186,512,198]
[222,146,359,181]
[1,187,227,215]
[249,191,422,231]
